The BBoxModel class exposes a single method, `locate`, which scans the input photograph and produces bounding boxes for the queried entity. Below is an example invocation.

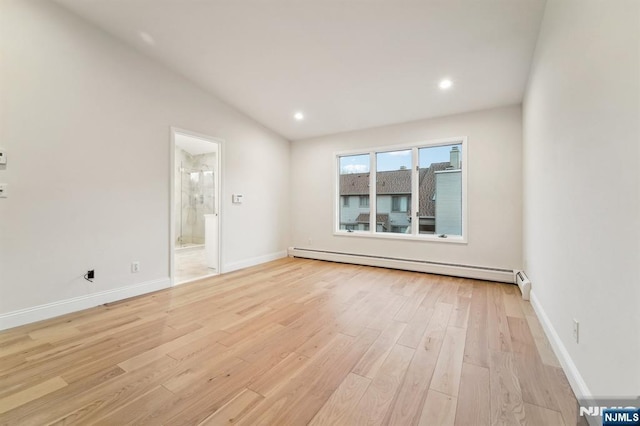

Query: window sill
[333,231,467,244]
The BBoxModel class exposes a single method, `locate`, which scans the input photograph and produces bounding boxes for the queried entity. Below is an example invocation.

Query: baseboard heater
[288,247,515,284]
[515,270,532,300]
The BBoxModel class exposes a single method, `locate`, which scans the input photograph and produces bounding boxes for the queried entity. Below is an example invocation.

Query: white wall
[291,105,523,270]
[0,0,290,321]
[524,0,640,397]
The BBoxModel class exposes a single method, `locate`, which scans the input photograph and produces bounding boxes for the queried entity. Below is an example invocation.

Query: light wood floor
[0,258,584,425]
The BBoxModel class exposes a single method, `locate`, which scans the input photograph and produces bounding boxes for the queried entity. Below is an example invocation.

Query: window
[418,144,462,236]
[338,154,370,232]
[376,150,411,234]
[336,139,465,241]
[391,196,409,212]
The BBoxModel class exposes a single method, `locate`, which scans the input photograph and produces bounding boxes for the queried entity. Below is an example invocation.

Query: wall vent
[515,270,531,300]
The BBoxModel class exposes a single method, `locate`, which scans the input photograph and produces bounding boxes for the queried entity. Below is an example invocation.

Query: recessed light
[138,31,156,46]
[294,112,304,121]
[439,78,453,90]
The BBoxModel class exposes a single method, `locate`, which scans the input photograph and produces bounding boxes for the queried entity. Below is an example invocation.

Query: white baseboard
[288,247,515,283]
[529,290,595,423]
[0,278,171,331]
[223,250,288,274]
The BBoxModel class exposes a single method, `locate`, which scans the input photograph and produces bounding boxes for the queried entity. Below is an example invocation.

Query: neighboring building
[339,169,412,232]
[340,147,462,235]
[434,169,462,235]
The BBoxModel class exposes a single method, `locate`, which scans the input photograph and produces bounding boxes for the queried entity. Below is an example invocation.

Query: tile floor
[175,245,217,284]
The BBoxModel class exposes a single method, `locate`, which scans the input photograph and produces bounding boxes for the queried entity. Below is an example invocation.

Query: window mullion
[370,151,376,233]
[411,147,419,236]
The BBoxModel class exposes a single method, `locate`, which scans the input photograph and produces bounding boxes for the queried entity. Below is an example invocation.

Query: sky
[340,144,462,174]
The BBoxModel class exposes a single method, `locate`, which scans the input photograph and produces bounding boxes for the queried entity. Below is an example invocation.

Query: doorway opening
[170,128,222,285]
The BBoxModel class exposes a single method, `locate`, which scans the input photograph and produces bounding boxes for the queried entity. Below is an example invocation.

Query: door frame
[169,126,224,285]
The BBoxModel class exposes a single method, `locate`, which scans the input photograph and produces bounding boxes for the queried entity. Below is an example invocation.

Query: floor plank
[247,352,309,397]
[487,285,513,353]
[0,376,67,415]
[309,373,371,426]
[489,350,526,426]
[198,388,264,425]
[524,314,561,367]
[347,344,415,425]
[464,283,490,367]
[91,385,176,425]
[523,402,565,426]
[430,326,466,397]
[418,390,458,426]
[352,320,406,378]
[455,362,491,426]
[397,306,433,349]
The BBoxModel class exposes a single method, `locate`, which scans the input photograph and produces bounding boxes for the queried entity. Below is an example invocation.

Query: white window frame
[334,136,468,244]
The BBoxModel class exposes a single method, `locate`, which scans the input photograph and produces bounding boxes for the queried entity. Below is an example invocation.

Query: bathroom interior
[174,133,219,284]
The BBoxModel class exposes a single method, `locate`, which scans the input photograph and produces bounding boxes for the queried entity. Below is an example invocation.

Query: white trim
[411,146,419,236]
[370,152,377,231]
[529,291,593,413]
[170,129,176,284]
[461,137,468,242]
[0,278,170,331]
[170,127,224,285]
[333,155,340,235]
[332,230,467,244]
[288,247,513,283]
[224,250,288,273]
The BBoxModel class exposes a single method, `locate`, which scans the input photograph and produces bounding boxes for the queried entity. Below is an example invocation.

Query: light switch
[232,194,243,204]
[0,184,7,198]
[0,150,6,165]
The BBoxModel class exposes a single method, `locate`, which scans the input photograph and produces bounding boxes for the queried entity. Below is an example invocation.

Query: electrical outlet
[573,319,579,343]
[131,261,140,273]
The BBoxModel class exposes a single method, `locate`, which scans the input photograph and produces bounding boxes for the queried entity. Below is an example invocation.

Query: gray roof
[355,213,389,224]
[339,173,370,196]
[340,162,451,217]
[418,162,449,217]
[339,169,412,196]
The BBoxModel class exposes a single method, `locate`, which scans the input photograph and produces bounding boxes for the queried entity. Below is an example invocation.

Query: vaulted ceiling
[57,0,546,140]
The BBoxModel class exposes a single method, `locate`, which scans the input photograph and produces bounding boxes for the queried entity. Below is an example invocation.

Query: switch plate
[573,319,579,343]
[0,183,7,198]
[0,150,5,165]
[131,261,140,273]
[232,194,243,204]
